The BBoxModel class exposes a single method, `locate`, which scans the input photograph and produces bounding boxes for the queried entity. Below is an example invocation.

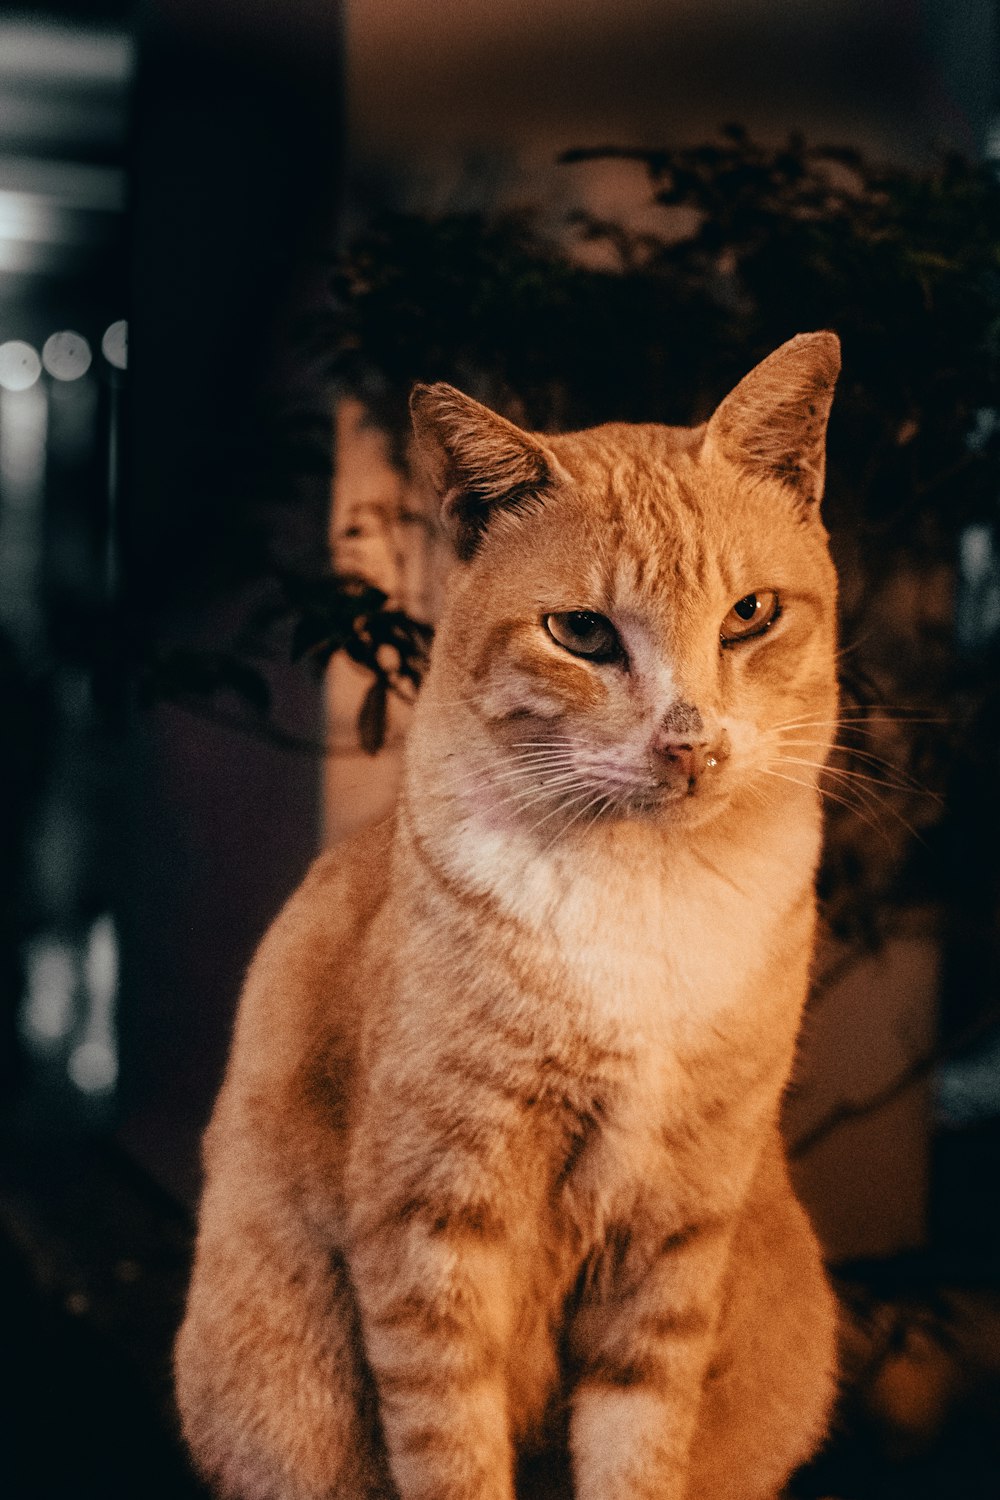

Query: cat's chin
[619,786,735,831]
[570,787,735,831]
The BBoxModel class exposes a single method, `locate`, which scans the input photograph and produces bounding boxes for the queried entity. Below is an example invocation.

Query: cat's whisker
[815,769,926,843]
[781,735,934,778]
[445,754,579,791]
[762,766,870,824]
[448,757,588,798]
[841,755,942,801]
[443,762,569,786]
[521,781,605,842]
[776,751,935,803]
[772,712,860,731]
[507,743,649,781]
[538,787,616,858]
[776,751,921,805]
[424,694,487,707]
[445,744,578,774]
[773,711,946,734]
[779,734,891,759]
[784,762,900,825]
[834,632,876,660]
[759,765,887,838]
[473,774,597,820]
[743,777,770,812]
[773,753,887,801]
[773,733,943,810]
[485,780,593,816]
[780,763,916,843]
[506,742,573,754]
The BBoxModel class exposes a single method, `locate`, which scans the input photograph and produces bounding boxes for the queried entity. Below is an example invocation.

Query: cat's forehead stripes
[546,431,822,642]
[549,440,733,630]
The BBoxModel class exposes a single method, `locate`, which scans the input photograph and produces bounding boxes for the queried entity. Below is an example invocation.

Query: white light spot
[960,523,992,583]
[68,913,119,1097]
[0,189,57,244]
[937,1026,1000,1125]
[83,913,118,1008]
[0,339,41,391]
[68,1038,118,1094]
[42,329,92,381]
[21,936,77,1047]
[101,318,127,370]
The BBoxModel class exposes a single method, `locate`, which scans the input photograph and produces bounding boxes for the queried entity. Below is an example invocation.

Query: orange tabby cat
[175,332,842,1500]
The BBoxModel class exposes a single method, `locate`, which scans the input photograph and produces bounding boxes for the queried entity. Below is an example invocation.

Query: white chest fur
[394,796,821,1253]
[440,803,820,1054]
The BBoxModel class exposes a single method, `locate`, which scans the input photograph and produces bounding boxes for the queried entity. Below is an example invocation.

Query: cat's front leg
[568,1216,733,1500]
[347,1193,518,1500]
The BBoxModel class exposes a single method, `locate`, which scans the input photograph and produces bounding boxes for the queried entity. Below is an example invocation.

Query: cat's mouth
[622,774,733,827]
[466,730,736,838]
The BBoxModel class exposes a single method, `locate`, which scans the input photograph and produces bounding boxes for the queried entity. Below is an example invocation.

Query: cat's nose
[650,738,709,788]
[649,728,729,793]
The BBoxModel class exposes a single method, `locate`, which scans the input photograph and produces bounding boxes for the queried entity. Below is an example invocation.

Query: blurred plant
[143,574,432,756]
[168,131,1000,977]
[129,131,1000,1227]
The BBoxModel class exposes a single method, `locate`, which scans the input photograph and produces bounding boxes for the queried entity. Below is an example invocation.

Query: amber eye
[544,610,622,662]
[720,591,781,646]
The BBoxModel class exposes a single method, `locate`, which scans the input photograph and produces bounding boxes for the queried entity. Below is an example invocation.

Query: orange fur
[176,333,843,1499]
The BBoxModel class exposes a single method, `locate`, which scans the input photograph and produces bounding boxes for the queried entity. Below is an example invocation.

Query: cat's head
[409,333,840,837]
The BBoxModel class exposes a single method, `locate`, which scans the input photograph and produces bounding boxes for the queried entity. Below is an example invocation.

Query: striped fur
[176,333,842,1499]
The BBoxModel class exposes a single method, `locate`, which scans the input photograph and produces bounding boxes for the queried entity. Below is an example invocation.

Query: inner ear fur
[703,331,841,507]
[409,382,560,558]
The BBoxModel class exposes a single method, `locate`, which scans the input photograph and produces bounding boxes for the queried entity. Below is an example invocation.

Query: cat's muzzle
[648,728,731,798]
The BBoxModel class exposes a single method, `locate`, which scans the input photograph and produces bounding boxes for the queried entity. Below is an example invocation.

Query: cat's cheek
[721,625,834,728]
[712,716,761,768]
[476,658,607,730]
[478,678,566,724]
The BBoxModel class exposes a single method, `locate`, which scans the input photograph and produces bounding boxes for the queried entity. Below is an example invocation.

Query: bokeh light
[21,937,76,1049]
[101,318,127,371]
[0,339,42,391]
[42,329,92,381]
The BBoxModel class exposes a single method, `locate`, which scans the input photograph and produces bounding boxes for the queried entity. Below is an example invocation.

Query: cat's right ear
[410,383,561,559]
[702,331,841,509]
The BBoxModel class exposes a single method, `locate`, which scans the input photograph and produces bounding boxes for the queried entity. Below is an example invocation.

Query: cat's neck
[400,705,824,934]
[396,713,822,1054]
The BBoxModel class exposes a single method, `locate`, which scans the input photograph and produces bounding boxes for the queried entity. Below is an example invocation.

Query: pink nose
[652,740,708,786]
[649,730,728,792]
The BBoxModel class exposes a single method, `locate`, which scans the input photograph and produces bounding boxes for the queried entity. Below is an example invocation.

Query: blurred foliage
[329,128,1000,554]
[143,574,432,756]
[170,132,1000,981]
[319,132,1000,954]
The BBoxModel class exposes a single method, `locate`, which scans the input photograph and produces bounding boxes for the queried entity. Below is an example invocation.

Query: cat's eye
[544,610,622,662]
[720,591,781,646]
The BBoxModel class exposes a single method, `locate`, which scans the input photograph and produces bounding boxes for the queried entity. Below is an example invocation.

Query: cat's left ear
[410,383,563,559]
[703,331,841,508]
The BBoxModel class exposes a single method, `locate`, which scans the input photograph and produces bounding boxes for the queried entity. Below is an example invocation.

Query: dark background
[0,2,998,1497]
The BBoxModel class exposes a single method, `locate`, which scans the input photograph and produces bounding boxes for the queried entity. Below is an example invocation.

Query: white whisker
[759,766,887,839]
[538,787,615,857]
[445,754,578,791]
[521,782,605,842]
[776,737,939,800]
[781,753,932,802]
[469,774,595,820]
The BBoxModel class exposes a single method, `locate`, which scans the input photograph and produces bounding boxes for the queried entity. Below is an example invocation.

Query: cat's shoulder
[224,814,395,1086]
[260,812,394,964]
